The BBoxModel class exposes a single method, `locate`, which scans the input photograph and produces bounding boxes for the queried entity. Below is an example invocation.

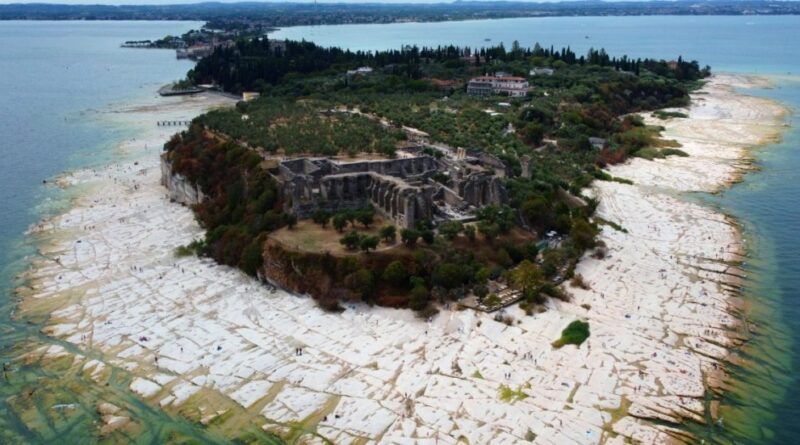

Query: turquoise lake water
[0,16,798,443]
[0,20,200,298]
[0,20,224,444]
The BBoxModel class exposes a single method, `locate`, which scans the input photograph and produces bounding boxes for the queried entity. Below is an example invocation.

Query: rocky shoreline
[14,74,789,444]
[581,73,788,433]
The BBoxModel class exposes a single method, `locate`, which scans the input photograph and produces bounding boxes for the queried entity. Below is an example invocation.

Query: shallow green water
[700,79,800,444]
[0,20,240,445]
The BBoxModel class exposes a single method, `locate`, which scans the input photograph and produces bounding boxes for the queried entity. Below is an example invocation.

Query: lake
[0,20,225,444]
[1,15,799,443]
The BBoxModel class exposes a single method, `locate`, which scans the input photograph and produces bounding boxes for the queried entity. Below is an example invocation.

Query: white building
[242,92,260,102]
[530,67,555,76]
[467,76,529,97]
[346,66,374,77]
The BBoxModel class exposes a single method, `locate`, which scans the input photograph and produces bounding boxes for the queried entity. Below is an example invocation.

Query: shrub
[661,148,689,157]
[174,239,205,257]
[463,224,476,241]
[438,221,463,241]
[239,239,264,276]
[652,110,688,119]
[401,228,420,247]
[485,294,501,307]
[592,246,608,259]
[432,263,465,290]
[333,214,349,232]
[552,320,590,348]
[635,147,662,160]
[478,222,500,243]
[570,273,591,290]
[409,284,430,311]
[509,260,543,296]
[359,235,380,252]
[382,261,407,287]
[475,267,492,284]
[345,268,375,300]
[340,231,362,250]
[523,122,545,145]
[421,230,435,245]
[356,208,375,228]
[570,219,598,251]
[498,384,528,403]
[379,225,396,243]
[312,209,331,227]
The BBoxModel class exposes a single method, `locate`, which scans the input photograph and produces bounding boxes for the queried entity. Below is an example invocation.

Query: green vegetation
[382,261,407,286]
[595,217,628,233]
[174,239,205,257]
[635,147,690,160]
[552,320,591,348]
[652,110,689,119]
[498,384,529,403]
[661,148,690,157]
[337,230,381,252]
[164,128,281,276]
[593,170,634,185]
[197,101,404,157]
[379,225,397,243]
[164,38,710,313]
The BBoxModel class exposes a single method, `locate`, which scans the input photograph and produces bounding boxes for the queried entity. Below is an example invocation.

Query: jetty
[157,84,204,97]
[157,120,192,127]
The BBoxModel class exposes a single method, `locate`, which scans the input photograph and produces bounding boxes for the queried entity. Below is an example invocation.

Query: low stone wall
[291,198,370,220]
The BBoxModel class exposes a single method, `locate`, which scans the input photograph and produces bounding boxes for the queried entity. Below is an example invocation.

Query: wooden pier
[157,120,192,127]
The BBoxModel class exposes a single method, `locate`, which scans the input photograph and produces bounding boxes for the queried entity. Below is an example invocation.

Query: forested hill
[189,39,709,95]
[163,38,711,312]
[2,1,800,23]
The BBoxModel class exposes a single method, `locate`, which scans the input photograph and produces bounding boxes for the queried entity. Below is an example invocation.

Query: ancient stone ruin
[273,154,508,228]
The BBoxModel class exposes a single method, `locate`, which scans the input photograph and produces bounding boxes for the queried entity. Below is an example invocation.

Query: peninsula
[12,36,788,445]
[160,39,707,316]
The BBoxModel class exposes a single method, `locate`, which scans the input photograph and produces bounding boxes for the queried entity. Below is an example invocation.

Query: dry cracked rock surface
[19,75,786,444]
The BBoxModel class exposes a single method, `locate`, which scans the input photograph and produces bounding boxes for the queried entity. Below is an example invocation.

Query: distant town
[3,0,800,25]
[122,24,273,60]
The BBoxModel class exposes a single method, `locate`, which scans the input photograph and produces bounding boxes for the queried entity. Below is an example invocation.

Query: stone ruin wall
[279,156,440,228]
[319,173,434,229]
[459,174,508,207]
[277,155,509,229]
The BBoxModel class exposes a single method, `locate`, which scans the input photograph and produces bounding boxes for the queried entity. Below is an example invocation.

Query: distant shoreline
[2,0,800,25]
